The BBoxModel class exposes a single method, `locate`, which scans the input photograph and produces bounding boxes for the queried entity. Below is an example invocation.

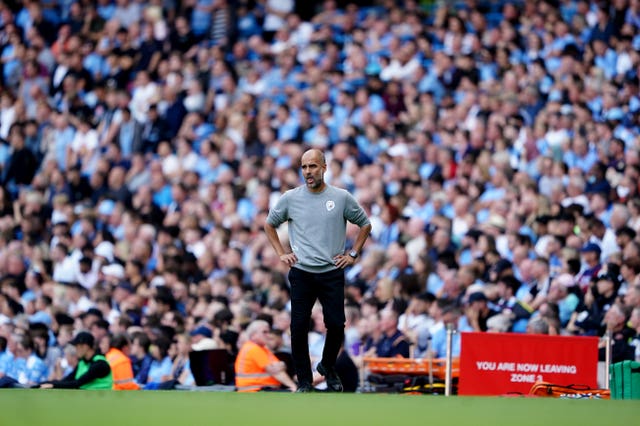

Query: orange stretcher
[363,356,460,379]
[529,381,610,399]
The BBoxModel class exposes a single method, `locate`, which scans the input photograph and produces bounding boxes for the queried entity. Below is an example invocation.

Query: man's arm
[264,222,297,268]
[334,223,372,269]
[265,361,296,392]
[351,223,372,254]
[39,366,77,388]
[47,359,110,389]
[392,334,411,358]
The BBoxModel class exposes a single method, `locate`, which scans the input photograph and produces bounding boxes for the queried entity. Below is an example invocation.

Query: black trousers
[0,376,25,388]
[288,267,345,385]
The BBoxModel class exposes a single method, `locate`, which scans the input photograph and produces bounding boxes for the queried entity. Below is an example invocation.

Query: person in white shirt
[66,282,95,317]
[398,292,436,350]
[263,0,294,36]
[51,243,77,284]
[129,71,160,124]
[68,116,99,173]
[69,116,98,153]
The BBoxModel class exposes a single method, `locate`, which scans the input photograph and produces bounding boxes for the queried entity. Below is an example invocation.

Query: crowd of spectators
[1,0,640,390]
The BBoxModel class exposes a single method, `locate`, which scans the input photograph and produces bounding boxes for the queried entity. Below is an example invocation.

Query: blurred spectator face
[161,311,178,329]
[273,311,290,332]
[456,267,475,288]
[433,228,450,250]
[441,308,460,326]
[623,242,640,259]
[14,339,30,360]
[581,250,599,266]
[547,281,568,303]
[74,341,91,360]
[172,282,188,302]
[130,337,145,358]
[379,309,398,334]
[51,245,67,263]
[108,167,126,189]
[603,304,625,331]
[250,323,270,346]
[25,270,42,291]
[99,335,110,354]
[630,308,640,331]
[625,285,640,308]
[23,298,36,315]
[596,277,615,297]
[57,327,73,347]
[6,253,25,276]
[355,317,369,339]
[64,345,78,369]
[361,299,378,318]
[89,172,106,190]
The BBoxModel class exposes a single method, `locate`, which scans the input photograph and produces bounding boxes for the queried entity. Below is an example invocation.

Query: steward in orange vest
[105,334,140,390]
[234,320,296,392]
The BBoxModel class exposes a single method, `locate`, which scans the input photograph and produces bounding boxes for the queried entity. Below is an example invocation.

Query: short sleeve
[343,191,370,227]
[249,344,279,370]
[266,191,289,227]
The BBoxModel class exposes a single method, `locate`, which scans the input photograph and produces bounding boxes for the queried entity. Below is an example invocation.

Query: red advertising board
[458,332,599,395]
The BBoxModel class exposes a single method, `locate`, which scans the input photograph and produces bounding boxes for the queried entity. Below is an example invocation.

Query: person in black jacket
[365,308,410,358]
[598,302,635,363]
[39,332,113,389]
[65,165,92,204]
[2,124,37,190]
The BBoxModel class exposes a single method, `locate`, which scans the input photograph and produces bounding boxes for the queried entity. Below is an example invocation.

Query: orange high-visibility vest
[234,341,281,392]
[105,348,140,390]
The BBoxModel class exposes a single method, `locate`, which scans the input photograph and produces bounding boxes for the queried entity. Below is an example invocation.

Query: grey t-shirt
[266,184,370,273]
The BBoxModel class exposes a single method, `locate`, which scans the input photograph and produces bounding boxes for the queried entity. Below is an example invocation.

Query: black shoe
[296,383,314,393]
[317,362,343,392]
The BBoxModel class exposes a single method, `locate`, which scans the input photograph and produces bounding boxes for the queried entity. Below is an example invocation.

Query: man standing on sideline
[264,148,372,392]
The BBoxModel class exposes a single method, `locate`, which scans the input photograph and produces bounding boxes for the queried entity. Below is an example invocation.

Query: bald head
[246,320,270,345]
[301,149,326,166]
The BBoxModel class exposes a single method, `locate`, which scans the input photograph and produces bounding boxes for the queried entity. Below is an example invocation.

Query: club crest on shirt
[326,200,335,211]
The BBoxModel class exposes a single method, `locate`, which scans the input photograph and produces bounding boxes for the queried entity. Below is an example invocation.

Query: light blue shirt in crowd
[276,116,299,142]
[53,127,75,171]
[431,325,460,358]
[562,149,598,173]
[191,0,214,36]
[146,356,173,384]
[152,185,173,210]
[0,350,13,375]
[8,354,49,386]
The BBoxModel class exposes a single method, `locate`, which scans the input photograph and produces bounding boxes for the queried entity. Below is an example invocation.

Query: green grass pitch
[0,390,638,426]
